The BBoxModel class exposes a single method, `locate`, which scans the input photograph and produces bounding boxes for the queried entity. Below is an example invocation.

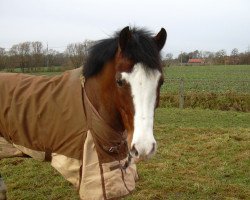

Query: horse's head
[84,26,167,160]
[113,27,167,159]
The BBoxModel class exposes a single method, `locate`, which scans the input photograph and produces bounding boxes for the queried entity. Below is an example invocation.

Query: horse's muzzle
[130,141,157,160]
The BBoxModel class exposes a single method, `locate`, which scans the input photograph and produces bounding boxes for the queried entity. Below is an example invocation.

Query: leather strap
[44,148,52,162]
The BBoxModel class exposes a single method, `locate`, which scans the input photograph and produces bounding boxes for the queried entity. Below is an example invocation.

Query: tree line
[165,49,250,66]
[0,40,94,72]
[1,42,250,72]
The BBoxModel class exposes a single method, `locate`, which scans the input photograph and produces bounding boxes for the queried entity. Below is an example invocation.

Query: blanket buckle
[109,146,118,153]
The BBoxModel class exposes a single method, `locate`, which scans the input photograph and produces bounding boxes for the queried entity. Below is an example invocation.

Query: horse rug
[0,67,138,200]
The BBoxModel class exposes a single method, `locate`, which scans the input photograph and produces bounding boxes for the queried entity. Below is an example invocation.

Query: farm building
[187,58,205,65]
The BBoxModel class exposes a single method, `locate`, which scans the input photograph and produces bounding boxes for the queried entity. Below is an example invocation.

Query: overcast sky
[0,0,250,57]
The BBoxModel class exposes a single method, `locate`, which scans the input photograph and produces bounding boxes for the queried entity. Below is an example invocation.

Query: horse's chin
[130,153,155,163]
[132,156,149,163]
[129,143,157,162]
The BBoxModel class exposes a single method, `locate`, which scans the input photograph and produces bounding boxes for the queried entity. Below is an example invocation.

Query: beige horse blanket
[0,68,137,200]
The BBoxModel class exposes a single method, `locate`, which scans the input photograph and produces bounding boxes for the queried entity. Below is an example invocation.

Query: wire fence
[161,78,250,109]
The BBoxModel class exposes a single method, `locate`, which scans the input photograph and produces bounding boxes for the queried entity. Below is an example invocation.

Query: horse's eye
[116,79,124,87]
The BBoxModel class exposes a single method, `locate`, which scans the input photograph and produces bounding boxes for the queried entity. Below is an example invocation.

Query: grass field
[2,65,250,93]
[1,108,249,200]
[161,65,250,111]
[162,65,250,93]
[0,65,249,199]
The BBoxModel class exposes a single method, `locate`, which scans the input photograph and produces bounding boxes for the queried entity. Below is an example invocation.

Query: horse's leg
[0,137,23,159]
[0,174,6,200]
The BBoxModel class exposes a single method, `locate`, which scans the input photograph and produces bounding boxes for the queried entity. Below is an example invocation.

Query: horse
[0,26,167,199]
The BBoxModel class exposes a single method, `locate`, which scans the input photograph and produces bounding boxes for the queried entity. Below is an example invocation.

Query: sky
[0,0,250,57]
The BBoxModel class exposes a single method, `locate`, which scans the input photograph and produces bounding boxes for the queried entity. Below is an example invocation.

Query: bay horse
[84,26,166,158]
[0,26,167,199]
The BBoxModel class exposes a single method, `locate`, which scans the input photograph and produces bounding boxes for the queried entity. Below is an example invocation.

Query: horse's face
[114,27,167,159]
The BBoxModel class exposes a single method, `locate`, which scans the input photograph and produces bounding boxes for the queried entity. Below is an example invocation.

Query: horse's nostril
[131,145,139,157]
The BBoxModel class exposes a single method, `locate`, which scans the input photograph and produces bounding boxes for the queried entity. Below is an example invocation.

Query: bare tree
[164,53,173,67]
[231,48,239,56]
[178,52,189,64]
[0,48,5,55]
[31,41,43,71]
[65,40,93,69]
[18,42,31,72]
[8,44,20,71]
[46,49,67,70]
[230,48,239,65]
[188,50,202,59]
[203,51,215,65]
[215,49,227,65]
[0,48,6,70]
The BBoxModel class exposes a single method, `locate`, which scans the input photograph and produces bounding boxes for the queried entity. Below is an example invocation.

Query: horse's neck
[84,75,125,132]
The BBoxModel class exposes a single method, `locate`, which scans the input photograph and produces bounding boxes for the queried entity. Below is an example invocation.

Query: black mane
[83,27,162,78]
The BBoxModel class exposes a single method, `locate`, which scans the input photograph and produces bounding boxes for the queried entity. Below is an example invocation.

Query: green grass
[30,71,62,76]
[160,65,250,111]
[1,66,249,199]
[2,65,250,93]
[163,65,250,93]
[155,108,250,129]
[164,65,250,80]
[126,108,250,199]
[1,108,249,199]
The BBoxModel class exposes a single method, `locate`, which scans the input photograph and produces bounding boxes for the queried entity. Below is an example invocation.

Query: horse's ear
[119,26,131,51]
[154,28,167,51]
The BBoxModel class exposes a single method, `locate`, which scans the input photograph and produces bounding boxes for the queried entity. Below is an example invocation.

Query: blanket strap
[103,139,127,154]
[44,148,52,162]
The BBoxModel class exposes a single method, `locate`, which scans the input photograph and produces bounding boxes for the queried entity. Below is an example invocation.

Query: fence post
[179,78,184,109]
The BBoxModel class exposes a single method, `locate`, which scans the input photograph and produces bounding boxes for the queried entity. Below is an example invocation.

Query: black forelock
[83,27,162,78]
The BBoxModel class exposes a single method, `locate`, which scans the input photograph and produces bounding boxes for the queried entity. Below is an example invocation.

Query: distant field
[1,108,249,199]
[162,65,250,93]
[2,65,250,93]
[30,71,62,76]
[1,67,250,198]
[1,65,250,111]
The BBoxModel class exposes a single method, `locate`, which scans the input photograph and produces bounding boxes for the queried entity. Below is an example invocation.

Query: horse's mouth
[129,150,154,163]
[129,142,157,161]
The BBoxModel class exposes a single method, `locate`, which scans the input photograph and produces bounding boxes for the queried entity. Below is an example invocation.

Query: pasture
[3,65,249,111]
[0,65,250,199]
[2,65,250,93]
[160,65,250,112]
[163,65,250,93]
[0,108,249,199]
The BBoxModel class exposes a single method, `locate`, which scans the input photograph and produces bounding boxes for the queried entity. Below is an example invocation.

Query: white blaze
[121,63,161,158]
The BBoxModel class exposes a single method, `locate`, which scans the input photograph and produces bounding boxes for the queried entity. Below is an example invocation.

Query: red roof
[188,59,204,63]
